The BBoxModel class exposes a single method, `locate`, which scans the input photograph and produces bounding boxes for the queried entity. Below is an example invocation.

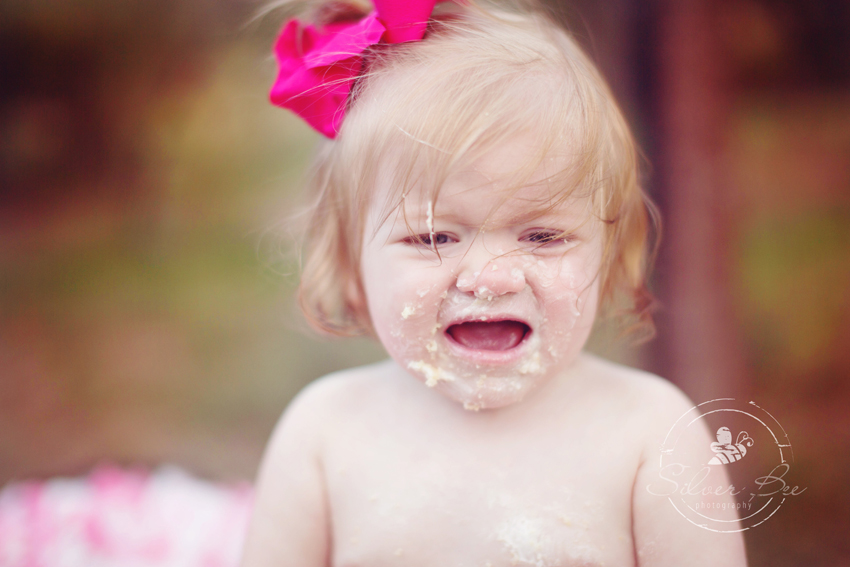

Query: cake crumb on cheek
[401,303,418,319]
[518,351,542,375]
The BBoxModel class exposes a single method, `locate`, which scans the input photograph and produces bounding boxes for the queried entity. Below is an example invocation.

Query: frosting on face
[359,140,603,410]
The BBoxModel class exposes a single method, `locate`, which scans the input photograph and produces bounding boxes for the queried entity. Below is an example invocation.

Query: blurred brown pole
[656,0,748,402]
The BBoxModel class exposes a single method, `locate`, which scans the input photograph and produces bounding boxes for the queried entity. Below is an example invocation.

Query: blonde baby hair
[293,0,659,340]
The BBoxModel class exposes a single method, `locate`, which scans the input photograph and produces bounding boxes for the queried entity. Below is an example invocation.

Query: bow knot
[270,1,439,138]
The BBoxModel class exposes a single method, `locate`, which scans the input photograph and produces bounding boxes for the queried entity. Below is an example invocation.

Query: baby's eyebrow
[417,203,588,229]
[499,209,558,226]
[489,208,586,229]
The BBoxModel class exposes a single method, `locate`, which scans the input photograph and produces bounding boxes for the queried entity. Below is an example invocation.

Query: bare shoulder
[579,352,691,400]
[274,358,399,436]
[577,352,697,431]
[600,352,751,564]
[242,359,400,566]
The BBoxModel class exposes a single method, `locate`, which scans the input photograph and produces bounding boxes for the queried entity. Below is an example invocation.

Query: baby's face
[360,140,604,410]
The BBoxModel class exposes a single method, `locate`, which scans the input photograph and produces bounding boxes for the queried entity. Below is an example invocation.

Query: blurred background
[0,0,847,565]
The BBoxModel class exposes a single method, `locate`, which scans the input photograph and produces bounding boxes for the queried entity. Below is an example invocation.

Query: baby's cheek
[378,284,445,357]
[533,258,599,356]
[525,256,579,297]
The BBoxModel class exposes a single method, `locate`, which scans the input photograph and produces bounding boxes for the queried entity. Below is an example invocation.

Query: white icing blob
[407,360,456,387]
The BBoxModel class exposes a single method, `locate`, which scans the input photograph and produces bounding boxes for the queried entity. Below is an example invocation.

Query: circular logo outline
[659,398,795,533]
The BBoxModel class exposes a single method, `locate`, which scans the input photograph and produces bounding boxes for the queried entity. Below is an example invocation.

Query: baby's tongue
[447,321,528,351]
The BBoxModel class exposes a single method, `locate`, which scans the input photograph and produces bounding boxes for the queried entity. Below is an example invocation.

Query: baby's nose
[455,249,526,299]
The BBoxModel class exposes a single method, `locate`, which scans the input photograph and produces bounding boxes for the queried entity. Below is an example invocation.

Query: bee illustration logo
[708,427,754,465]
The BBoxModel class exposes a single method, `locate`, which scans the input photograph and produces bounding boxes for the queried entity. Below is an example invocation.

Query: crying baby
[240,132,748,566]
[241,0,747,563]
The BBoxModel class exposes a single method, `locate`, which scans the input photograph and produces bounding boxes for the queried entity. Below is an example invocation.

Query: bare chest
[323,413,639,567]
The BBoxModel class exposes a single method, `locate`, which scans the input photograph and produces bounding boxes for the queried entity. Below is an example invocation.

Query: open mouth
[446,320,531,351]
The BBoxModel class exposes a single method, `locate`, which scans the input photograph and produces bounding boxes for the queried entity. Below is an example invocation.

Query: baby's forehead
[393,180,595,232]
[427,155,588,215]
[364,128,596,235]
[377,134,580,197]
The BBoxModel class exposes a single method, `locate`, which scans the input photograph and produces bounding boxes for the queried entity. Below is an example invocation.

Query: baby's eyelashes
[520,230,577,248]
[403,232,458,248]
[401,230,578,251]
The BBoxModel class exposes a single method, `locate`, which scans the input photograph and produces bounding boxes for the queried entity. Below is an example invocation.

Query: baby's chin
[402,355,553,411]
[432,374,546,411]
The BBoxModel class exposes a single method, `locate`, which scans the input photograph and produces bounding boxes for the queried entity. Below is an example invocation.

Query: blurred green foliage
[0,0,386,482]
[739,211,850,376]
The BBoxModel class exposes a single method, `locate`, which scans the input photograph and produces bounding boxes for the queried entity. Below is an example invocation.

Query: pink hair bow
[270,1,439,138]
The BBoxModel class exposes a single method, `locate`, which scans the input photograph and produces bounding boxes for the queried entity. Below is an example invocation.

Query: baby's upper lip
[439,288,540,330]
[444,313,532,328]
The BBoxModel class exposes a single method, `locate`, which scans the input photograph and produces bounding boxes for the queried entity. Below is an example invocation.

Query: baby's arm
[631,385,748,566]
[240,381,332,567]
